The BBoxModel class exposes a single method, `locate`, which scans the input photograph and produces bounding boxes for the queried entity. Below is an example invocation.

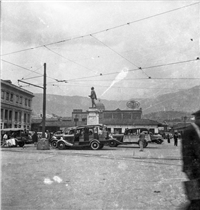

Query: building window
[16,95,19,103]
[25,98,27,106]
[10,93,14,102]
[104,113,112,119]
[19,112,21,122]
[5,110,8,120]
[1,109,3,120]
[24,113,26,123]
[6,92,9,100]
[27,114,30,123]
[113,113,122,119]
[15,112,18,121]
[20,96,23,104]
[1,90,4,99]
[28,99,31,107]
[123,113,131,119]
[9,110,12,120]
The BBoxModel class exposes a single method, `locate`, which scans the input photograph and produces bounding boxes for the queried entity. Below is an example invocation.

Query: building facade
[1,80,34,129]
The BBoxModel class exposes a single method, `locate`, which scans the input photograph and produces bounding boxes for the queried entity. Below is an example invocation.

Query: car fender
[109,138,122,144]
[90,139,100,145]
[57,139,73,147]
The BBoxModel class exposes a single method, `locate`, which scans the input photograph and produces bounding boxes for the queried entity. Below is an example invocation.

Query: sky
[1,0,200,102]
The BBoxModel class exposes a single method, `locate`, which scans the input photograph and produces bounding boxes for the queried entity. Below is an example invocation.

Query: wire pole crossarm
[18,80,43,89]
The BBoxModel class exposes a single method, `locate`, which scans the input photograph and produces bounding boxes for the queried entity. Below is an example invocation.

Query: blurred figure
[32,130,38,146]
[181,110,200,210]
[174,131,179,146]
[167,133,171,143]
[139,131,146,152]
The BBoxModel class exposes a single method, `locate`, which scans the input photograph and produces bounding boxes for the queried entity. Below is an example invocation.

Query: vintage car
[52,124,120,150]
[150,133,164,144]
[1,128,28,147]
[111,128,152,148]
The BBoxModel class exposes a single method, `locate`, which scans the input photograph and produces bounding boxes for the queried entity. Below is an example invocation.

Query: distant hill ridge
[32,85,200,119]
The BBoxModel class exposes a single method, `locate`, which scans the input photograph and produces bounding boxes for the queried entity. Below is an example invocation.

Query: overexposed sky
[1,1,200,101]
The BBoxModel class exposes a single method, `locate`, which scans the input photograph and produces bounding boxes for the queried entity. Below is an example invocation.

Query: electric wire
[90,34,151,78]
[2,59,58,81]
[1,2,198,57]
[61,57,199,82]
[43,45,93,71]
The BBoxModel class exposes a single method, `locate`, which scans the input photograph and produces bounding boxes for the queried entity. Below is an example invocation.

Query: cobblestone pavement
[1,140,188,210]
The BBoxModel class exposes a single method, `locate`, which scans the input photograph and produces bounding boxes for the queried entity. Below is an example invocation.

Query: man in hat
[181,110,200,210]
[89,87,97,108]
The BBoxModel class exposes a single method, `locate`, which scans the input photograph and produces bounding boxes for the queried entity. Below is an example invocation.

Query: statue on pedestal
[89,87,97,108]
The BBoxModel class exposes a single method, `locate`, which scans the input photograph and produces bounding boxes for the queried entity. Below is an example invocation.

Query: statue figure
[89,87,97,108]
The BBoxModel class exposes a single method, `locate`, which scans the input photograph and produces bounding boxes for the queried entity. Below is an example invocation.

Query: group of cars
[49,125,168,150]
[1,128,32,148]
[1,125,172,150]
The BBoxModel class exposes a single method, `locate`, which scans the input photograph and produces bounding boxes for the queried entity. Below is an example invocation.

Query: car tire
[18,141,25,147]
[90,141,100,150]
[109,140,117,147]
[57,141,66,150]
[51,140,57,148]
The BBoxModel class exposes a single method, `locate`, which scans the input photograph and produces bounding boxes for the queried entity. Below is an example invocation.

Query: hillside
[32,85,200,117]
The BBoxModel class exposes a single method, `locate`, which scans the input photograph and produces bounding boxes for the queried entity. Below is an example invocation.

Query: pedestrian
[89,87,97,108]
[174,131,179,146]
[2,133,8,147]
[138,131,146,152]
[167,133,170,143]
[32,130,38,146]
[181,110,200,210]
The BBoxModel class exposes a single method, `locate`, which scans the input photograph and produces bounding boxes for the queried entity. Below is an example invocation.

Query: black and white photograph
[1,1,200,209]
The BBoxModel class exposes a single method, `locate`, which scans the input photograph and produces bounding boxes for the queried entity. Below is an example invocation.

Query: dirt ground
[1,140,189,210]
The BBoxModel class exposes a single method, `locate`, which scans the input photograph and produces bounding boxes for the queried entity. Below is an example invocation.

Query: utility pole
[42,63,46,138]
[18,63,49,150]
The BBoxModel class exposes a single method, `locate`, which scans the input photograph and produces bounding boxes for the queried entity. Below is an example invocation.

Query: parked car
[52,124,119,150]
[111,128,151,148]
[1,128,27,147]
[150,133,164,144]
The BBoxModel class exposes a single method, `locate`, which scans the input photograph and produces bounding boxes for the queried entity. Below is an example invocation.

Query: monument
[87,87,100,125]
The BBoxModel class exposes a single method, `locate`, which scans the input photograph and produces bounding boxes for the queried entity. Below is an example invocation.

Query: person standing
[89,87,97,108]
[139,131,146,152]
[174,131,179,146]
[167,133,170,143]
[181,110,200,210]
[32,130,38,146]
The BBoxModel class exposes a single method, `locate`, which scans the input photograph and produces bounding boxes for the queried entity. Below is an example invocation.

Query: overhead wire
[59,57,199,82]
[43,45,94,71]
[1,2,199,57]
[2,59,58,82]
[90,34,151,78]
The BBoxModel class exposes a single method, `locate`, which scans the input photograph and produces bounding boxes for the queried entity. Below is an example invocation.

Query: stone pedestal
[37,138,50,150]
[87,108,100,125]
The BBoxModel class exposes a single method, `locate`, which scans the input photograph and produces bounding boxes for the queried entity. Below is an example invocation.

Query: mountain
[32,85,200,117]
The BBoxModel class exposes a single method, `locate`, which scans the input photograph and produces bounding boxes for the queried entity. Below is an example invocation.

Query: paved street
[1,140,188,210]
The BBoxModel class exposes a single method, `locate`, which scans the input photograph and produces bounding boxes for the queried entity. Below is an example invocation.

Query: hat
[192,110,200,116]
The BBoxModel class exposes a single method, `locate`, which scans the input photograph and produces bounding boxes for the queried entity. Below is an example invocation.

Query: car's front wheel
[57,141,66,150]
[51,140,57,148]
[90,141,100,150]
[109,140,117,147]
